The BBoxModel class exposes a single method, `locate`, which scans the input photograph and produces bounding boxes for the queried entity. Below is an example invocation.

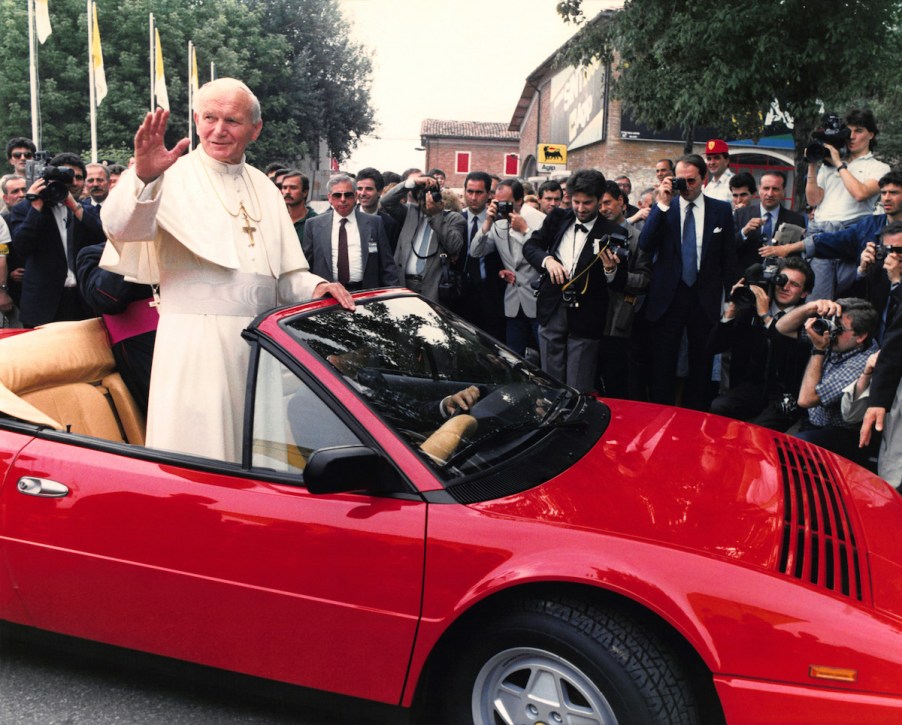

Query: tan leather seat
[0,319,147,445]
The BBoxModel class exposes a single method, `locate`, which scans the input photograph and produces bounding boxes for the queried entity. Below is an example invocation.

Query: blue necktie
[762,211,773,243]
[681,202,697,287]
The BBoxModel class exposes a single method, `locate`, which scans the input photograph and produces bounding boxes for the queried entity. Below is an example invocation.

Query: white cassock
[100,147,325,462]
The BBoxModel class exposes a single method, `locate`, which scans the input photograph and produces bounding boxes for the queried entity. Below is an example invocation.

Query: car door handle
[17,477,70,498]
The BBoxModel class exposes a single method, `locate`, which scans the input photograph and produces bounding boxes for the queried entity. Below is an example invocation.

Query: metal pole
[88,0,98,162]
[28,0,40,147]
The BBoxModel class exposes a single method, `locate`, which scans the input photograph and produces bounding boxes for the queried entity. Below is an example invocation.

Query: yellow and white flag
[154,27,169,110]
[35,0,52,44]
[91,2,107,106]
[190,44,199,98]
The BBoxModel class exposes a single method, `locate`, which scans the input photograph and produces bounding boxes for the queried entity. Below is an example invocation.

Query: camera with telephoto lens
[25,154,74,206]
[495,200,514,219]
[671,177,689,193]
[804,113,851,164]
[729,262,788,310]
[38,166,76,205]
[811,314,842,337]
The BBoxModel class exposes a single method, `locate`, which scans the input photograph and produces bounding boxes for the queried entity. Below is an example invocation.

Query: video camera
[729,261,788,309]
[804,113,851,164]
[25,152,74,205]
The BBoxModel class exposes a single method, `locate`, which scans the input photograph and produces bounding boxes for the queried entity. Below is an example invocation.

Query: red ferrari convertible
[1,290,901,724]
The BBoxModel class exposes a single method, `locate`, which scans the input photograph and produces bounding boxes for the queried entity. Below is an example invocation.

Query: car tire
[441,596,700,725]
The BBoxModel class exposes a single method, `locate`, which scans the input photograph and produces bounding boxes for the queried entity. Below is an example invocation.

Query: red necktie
[337,218,350,284]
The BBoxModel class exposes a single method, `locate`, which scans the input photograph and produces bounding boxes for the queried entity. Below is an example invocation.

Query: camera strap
[561,234,611,296]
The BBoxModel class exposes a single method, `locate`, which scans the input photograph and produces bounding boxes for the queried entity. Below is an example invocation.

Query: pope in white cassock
[101,78,354,463]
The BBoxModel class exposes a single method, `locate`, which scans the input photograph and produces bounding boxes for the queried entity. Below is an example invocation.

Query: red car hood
[475,400,902,617]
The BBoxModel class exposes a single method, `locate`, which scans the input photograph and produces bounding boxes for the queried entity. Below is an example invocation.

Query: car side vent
[774,436,864,601]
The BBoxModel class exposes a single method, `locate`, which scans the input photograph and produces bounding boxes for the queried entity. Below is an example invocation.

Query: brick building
[509,30,798,203]
[420,120,520,189]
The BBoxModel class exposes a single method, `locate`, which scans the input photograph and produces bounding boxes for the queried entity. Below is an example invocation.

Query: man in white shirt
[702,138,734,204]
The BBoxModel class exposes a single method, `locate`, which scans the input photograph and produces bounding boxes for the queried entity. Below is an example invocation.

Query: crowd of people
[1,87,900,490]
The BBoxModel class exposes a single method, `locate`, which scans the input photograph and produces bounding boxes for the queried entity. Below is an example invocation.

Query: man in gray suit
[302,174,399,291]
[470,178,545,354]
[381,172,465,301]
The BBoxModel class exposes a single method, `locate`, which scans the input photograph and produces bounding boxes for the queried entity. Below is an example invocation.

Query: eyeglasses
[330,191,356,199]
[11,152,33,159]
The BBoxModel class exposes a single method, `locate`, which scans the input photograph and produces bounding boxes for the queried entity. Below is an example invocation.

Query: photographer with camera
[803,109,890,300]
[523,169,626,393]
[762,171,902,306]
[469,178,546,355]
[381,171,465,302]
[8,152,105,327]
[776,296,879,465]
[709,258,813,430]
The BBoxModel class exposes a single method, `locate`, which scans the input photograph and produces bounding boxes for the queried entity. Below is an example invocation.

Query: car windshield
[285,295,580,478]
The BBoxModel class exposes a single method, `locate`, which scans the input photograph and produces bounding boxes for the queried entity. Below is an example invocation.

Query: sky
[337,0,617,175]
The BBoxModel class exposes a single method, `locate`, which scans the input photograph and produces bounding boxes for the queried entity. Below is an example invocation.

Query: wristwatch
[0,284,8,292]
[837,163,849,172]
[811,348,828,356]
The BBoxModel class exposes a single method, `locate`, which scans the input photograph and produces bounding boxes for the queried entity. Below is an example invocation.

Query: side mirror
[304,445,403,495]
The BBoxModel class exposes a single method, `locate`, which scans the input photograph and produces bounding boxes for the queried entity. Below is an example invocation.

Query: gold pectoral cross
[239,203,257,247]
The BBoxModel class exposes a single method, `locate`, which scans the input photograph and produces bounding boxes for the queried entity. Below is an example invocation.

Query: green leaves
[0,0,374,167]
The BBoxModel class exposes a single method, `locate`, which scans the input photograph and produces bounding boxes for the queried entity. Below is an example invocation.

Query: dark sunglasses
[886,246,902,255]
[11,152,33,159]
[330,191,356,199]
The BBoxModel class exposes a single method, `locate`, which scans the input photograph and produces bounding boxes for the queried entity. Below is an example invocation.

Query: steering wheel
[420,414,477,464]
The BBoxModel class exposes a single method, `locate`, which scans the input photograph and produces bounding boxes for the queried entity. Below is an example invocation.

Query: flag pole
[188,40,193,150]
[149,13,154,112]
[28,0,40,147]
[88,0,97,162]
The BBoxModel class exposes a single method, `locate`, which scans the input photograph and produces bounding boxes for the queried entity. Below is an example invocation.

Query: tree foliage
[0,0,373,166]
[557,0,902,181]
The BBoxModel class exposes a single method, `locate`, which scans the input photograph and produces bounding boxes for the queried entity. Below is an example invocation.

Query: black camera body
[875,244,889,264]
[25,154,74,206]
[602,231,630,263]
[730,262,788,309]
[415,185,442,204]
[561,289,580,308]
[804,113,851,163]
[495,201,514,219]
[811,315,841,337]
[671,177,689,193]
[39,166,76,205]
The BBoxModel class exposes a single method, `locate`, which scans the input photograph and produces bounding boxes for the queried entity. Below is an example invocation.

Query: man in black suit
[734,170,806,271]
[301,173,399,291]
[9,152,105,327]
[638,153,738,409]
[524,169,625,392]
[454,171,506,340]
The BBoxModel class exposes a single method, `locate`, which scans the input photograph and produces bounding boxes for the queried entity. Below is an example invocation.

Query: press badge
[368,241,378,253]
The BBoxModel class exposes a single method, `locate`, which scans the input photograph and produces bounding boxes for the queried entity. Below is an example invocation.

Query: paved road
[0,625,401,725]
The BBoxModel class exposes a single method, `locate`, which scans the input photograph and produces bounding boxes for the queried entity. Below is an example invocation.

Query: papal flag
[91,2,107,106]
[154,27,169,110]
[35,0,52,44]
[190,44,199,97]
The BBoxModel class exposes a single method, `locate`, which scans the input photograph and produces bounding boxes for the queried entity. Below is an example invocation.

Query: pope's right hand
[134,109,190,185]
